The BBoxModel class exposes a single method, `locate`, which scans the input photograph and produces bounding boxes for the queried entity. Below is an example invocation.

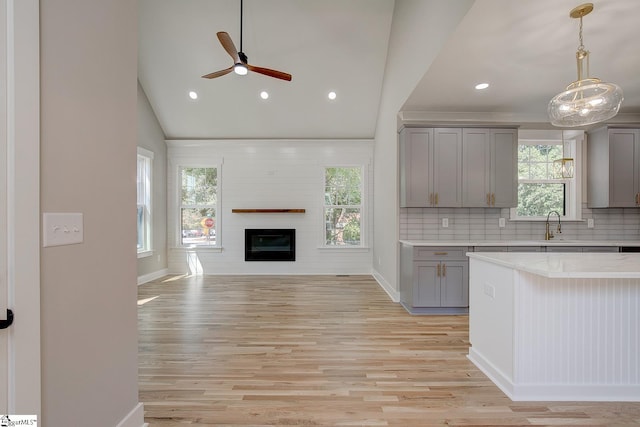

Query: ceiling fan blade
[247,64,292,81]
[216,31,241,63]
[202,66,233,79]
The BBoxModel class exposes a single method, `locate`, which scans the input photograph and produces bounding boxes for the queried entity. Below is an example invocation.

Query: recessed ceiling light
[260,91,269,100]
[475,83,489,90]
[189,91,198,100]
[328,91,337,100]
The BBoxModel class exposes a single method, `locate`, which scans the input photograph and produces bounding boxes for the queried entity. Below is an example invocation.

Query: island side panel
[468,257,516,387]
[514,272,640,400]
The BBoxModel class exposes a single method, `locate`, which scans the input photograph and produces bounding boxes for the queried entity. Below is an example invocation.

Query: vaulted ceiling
[138,0,640,140]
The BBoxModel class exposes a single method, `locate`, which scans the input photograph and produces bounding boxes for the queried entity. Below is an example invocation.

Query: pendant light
[548,3,623,127]
[553,131,574,179]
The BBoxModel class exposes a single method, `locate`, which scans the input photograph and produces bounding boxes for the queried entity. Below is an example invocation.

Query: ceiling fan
[202,0,292,82]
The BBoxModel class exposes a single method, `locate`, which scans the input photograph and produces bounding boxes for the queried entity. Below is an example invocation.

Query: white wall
[372,0,474,291]
[167,140,373,275]
[40,1,141,426]
[137,83,168,283]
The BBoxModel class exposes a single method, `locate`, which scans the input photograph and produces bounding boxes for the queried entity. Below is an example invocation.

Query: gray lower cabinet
[400,246,469,314]
[400,243,621,315]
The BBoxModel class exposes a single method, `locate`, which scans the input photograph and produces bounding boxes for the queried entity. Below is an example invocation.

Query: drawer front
[414,247,468,260]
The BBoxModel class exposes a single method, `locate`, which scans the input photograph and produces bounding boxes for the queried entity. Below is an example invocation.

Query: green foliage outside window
[516,144,566,217]
[324,167,362,246]
[180,167,217,245]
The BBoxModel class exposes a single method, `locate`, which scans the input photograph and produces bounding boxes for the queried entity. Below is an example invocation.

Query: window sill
[137,250,153,259]
[171,246,223,253]
[508,217,584,222]
[318,246,370,252]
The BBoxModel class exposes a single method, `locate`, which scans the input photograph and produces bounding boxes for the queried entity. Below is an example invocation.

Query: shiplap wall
[400,205,640,241]
[167,140,373,275]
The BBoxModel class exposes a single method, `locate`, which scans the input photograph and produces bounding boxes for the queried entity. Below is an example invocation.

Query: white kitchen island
[467,252,640,402]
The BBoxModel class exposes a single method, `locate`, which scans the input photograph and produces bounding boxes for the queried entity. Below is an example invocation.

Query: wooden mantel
[231,209,306,214]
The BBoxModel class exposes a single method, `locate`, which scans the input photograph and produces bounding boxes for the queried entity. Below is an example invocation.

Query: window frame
[321,165,367,248]
[137,147,154,257]
[510,132,582,221]
[176,164,221,249]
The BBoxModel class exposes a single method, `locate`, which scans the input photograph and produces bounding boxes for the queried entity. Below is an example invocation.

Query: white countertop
[400,239,640,247]
[467,252,640,278]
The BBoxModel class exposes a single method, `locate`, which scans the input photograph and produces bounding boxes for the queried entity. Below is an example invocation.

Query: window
[137,147,153,256]
[179,166,218,247]
[511,131,582,220]
[324,166,363,246]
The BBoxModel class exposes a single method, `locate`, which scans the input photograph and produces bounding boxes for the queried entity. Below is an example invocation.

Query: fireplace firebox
[245,229,295,261]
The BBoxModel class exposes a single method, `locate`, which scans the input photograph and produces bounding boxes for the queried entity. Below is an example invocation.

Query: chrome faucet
[545,210,562,240]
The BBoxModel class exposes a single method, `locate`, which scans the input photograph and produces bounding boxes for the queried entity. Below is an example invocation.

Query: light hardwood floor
[138,275,640,426]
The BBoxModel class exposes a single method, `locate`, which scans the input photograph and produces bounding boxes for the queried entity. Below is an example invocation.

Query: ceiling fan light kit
[548,3,623,127]
[202,0,292,82]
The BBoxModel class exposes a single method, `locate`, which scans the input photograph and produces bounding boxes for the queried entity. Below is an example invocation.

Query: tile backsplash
[399,204,640,241]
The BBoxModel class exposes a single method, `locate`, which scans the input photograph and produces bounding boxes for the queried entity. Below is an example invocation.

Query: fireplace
[245,229,295,261]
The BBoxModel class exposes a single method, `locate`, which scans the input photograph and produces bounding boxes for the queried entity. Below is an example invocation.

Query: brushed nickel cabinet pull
[491,193,496,206]
[436,264,441,277]
[442,264,446,277]
[435,193,439,205]
[434,252,448,255]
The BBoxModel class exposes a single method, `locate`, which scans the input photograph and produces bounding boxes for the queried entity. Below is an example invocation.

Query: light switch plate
[499,218,506,228]
[587,218,594,228]
[43,213,84,247]
[442,218,449,228]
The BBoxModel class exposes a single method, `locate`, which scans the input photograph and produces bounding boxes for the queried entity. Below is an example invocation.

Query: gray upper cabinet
[400,128,432,207]
[588,127,640,208]
[399,127,462,207]
[462,128,518,207]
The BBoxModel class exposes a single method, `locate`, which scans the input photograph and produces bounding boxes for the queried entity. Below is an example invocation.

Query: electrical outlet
[483,283,495,298]
[499,218,506,228]
[587,218,594,228]
[442,218,449,228]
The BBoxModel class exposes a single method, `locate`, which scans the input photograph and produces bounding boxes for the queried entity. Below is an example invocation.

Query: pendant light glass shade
[554,158,575,178]
[548,75,623,127]
[553,131,575,179]
[548,3,623,127]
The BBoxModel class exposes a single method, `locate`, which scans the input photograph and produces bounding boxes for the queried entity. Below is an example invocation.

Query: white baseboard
[468,347,640,402]
[116,402,145,427]
[138,268,169,285]
[371,268,399,302]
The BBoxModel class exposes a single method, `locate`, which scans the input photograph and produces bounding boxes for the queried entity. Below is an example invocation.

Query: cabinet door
[491,129,518,207]
[609,129,639,207]
[413,262,440,307]
[440,261,469,307]
[462,128,491,207]
[400,128,433,207]
[433,128,462,207]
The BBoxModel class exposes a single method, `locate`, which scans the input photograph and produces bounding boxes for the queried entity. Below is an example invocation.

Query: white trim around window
[169,160,222,250]
[510,131,583,221]
[321,164,368,248]
[137,147,154,257]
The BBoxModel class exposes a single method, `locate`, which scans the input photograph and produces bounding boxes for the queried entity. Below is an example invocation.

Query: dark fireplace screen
[245,229,295,261]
